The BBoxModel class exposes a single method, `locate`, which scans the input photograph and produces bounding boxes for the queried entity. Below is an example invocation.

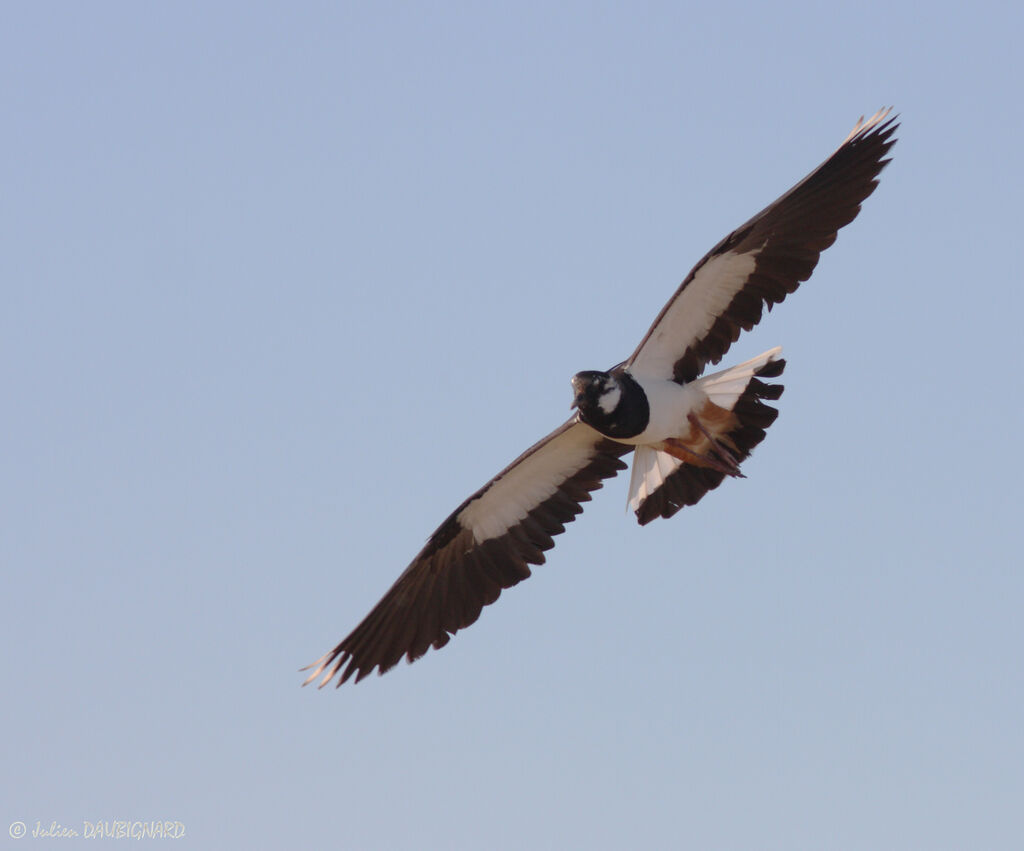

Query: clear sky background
[3,2,1023,849]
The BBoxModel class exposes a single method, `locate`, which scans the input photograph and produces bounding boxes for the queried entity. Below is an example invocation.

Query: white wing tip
[300,652,340,689]
[842,107,895,146]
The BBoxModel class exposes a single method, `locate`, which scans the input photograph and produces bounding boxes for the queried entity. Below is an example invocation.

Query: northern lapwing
[304,110,897,687]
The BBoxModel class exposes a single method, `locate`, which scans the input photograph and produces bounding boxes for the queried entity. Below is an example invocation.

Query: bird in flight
[304,109,898,687]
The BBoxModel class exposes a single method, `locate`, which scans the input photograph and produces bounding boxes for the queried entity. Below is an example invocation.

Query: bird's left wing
[627,109,898,383]
[303,420,630,686]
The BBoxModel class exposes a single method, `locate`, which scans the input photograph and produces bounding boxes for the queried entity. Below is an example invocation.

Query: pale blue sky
[3,2,1023,849]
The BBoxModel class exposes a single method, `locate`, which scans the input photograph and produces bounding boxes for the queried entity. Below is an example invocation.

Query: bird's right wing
[303,419,630,686]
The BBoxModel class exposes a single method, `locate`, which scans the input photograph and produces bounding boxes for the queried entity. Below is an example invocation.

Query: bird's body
[304,110,898,687]
[576,370,724,446]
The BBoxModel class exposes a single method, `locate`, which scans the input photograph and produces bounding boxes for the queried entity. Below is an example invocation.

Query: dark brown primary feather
[629,111,898,384]
[303,423,630,686]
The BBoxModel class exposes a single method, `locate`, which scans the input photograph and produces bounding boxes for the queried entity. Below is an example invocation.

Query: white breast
[615,375,703,446]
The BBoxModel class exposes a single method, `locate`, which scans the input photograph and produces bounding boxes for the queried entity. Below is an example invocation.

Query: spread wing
[627,109,898,383]
[303,420,630,686]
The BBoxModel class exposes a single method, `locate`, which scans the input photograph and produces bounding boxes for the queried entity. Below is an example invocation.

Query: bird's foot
[658,416,745,478]
[687,413,744,474]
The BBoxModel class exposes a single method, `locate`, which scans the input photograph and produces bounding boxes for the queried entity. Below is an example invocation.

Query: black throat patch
[576,369,649,440]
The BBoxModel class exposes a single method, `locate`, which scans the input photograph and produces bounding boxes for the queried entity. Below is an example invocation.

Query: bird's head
[570,370,622,421]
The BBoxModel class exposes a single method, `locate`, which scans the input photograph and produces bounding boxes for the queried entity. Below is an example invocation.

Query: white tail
[698,345,783,410]
[628,346,784,517]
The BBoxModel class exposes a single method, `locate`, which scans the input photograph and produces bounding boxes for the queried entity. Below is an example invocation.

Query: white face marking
[597,382,622,415]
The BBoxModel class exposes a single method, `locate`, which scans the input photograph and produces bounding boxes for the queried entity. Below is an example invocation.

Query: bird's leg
[658,416,745,478]
[660,437,741,476]
[686,413,744,475]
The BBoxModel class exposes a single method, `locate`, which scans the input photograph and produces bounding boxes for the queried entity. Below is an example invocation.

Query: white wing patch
[459,423,606,543]
[630,249,759,380]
